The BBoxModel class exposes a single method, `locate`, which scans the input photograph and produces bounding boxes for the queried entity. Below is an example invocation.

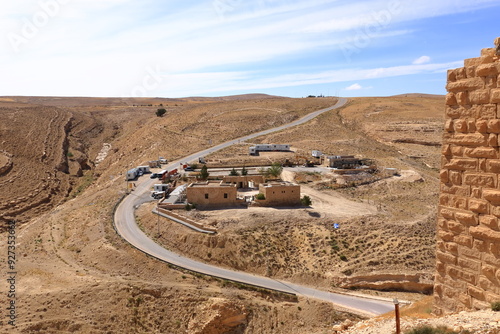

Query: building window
[224,193,228,199]
[205,193,209,199]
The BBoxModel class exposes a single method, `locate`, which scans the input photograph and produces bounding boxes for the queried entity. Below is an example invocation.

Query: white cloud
[413,56,431,65]
[345,83,363,90]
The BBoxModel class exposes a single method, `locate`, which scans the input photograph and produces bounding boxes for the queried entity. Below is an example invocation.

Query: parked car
[184,166,194,171]
[150,173,158,179]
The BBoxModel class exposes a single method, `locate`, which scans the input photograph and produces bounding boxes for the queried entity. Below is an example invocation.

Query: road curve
[114,97,395,316]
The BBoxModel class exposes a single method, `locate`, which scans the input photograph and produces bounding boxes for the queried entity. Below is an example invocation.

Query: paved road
[114,97,395,316]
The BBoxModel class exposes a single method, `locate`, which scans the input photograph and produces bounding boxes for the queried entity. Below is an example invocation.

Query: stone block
[486,159,500,173]
[446,78,484,93]
[467,119,477,132]
[476,63,498,77]
[448,133,488,146]
[450,145,464,156]
[454,119,468,133]
[491,88,500,103]
[458,293,472,308]
[453,235,473,248]
[445,93,457,106]
[444,242,459,254]
[455,211,477,225]
[479,55,494,65]
[456,91,470,105]
[478,276,496,292]
[447,69,456,82]
[442,144,452,156]
[479,104,497,119]
[483,189,500,205]
[481,264,498,282]
[440,169,449,183]
[476,119,488,133]
[490,205,500,218]
[489,134,499,147]
[479,159,487,172]
[447,221,465,234]
[470,90,491,105]
[484,253,500,267]
[488,119,500,133]
[461,271,477,285]
[449,170,462,185]
[458,257,481,272]
[441,184,468,196]
[444,119,454,132]
[465,147,497,159]
[470,225,500,241]
[464,173,496,187]
[440,207,456,219]
[471,188,482,199]
[434,283,444,297]
[437,251,457,265]
[466,66,476,79]
[481,48,496,58]
[469,199,489,214]
[472,299,490,310]
[437,218,447,229]
[464,57,481,67]
[485,292,500,304]
[485,75,498,89]
[479,215,498,230]
[444,158,478,171]
[438,230,455,242]
[459,245,481,260]
[474,239,488,252]
[489,242,500,257]
[456,67,467,80]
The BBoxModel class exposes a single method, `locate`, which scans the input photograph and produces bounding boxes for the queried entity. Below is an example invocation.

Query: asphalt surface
[114,97,395,316]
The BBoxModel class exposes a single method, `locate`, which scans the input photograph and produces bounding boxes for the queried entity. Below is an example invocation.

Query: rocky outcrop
[0,151,13,175]
[187,298,248,334]
[334,273,434,294]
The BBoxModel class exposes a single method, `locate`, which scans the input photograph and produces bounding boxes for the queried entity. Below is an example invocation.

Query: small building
[186,181,244,208]
[312,150,322,158]
[257,182,301,206]
[136,165,151,174]
[222,175,264,189]
[126,168,138,180]
[322,155,361,169]
[249,144,290,155]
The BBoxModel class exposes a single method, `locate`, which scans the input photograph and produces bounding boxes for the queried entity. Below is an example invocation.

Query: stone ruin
[435,37,500,314]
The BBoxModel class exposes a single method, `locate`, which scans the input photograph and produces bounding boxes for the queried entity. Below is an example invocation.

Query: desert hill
[6,94,491,333]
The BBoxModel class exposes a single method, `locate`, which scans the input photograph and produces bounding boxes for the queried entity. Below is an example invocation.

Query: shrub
[301,195,312,206]
[255,193,265,200]
[404,326,459,334]
[156,108,166,117]
[492,301,500,311]
[229,168,239,176]
[339,254,348,261]
[241,166,248,176]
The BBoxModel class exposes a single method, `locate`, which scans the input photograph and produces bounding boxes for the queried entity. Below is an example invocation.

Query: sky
[1,0,499,98]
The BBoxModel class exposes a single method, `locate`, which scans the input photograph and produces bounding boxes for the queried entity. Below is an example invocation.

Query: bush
[156,108,166,117]
[229,168,239,176]
[255,193,265,200]
[241,166,248,176]
[492,301,500,311]
[339,254,348,262]
[190,163,198,170]
[404,326,460,334]
[301,195,312,206]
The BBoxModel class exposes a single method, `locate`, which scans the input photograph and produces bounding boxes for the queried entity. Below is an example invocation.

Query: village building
[186,181,244,208]
[222,175,264,188]
[257,182,301,206]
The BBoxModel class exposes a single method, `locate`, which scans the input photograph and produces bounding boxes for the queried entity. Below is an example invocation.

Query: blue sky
[1,0,499,98]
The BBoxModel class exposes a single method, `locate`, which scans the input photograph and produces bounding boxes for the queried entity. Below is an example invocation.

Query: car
[150,173,158,179]
[184,166,194,171]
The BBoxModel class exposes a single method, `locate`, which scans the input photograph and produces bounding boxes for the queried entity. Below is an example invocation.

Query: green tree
[266,162,283,178]
[200,165,209,180]
[156,108,166,117]
[301,195,312,206]
[241,166,248,176]
[229,168,239,176]
[255,193,265,200]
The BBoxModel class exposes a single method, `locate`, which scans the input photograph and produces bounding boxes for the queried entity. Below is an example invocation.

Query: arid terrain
[3,93,490,333]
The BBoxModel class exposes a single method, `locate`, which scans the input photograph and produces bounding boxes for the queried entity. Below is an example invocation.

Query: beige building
[186,181,243,208]
[257,182,301,206]
[222,175,264,188]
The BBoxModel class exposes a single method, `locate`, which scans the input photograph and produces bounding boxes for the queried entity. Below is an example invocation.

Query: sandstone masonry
[435,37,500,314]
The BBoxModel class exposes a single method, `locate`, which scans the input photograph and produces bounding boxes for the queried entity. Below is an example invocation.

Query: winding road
[114,97,395,316]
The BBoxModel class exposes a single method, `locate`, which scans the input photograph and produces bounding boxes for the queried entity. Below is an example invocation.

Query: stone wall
[434,37,500,314]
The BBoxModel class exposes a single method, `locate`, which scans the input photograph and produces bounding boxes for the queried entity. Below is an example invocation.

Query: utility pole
[394,298,401,334]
